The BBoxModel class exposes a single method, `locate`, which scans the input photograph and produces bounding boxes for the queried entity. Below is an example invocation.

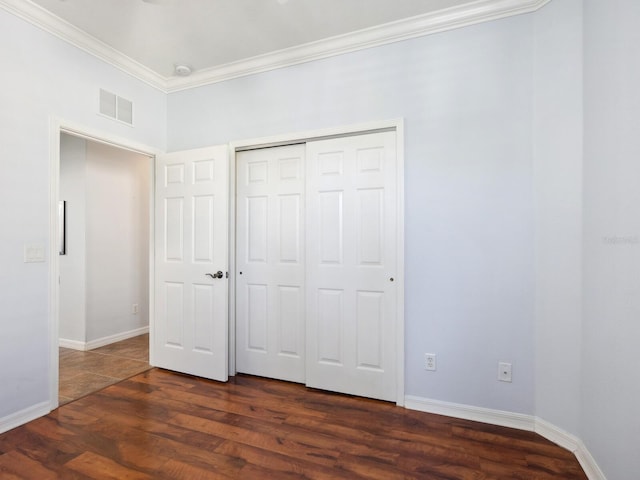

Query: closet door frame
[229,118,405,406]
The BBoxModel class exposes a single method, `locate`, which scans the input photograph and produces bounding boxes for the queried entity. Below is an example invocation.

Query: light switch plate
[24,244,46,263]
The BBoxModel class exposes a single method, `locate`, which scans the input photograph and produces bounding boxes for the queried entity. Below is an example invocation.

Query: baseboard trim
[59,326,149,351]
[58,338,86,350]
[0,401,50,434]
[575,440,607,480]
[404,395,606,480]
[404,394,536,431]
[534,417,579,452]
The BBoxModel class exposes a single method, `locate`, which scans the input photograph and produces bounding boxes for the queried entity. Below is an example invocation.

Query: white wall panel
[193,159,215,183]
[317,289,343,365]
[357,147,384,174]
[193,195,214,263]
[278,285,302,356]
[247,196,268,263]
[356,188,384,266]
[356,291,384,370]
[248,161,268,184]
[318,152,343,176]
[164,282,184,348]
[247,284,268,352]
[279,157,301,181]
[193,284,214,353]
[319,191,343,265]
[166,164,185,186]
[278,194,301,263]
[165,197,184,262]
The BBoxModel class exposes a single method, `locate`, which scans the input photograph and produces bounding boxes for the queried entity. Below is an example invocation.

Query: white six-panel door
[305,131,397,402]
[235,145,306,382]
[153,145,229,381]
[235,131,397,401]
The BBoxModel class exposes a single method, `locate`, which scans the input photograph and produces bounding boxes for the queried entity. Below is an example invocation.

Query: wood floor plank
[64,452,153,480]
[0,451,58,480]
[0,369,587,479]
[215,440,365,480]
[161,458,235,480]
[169,412,341,468]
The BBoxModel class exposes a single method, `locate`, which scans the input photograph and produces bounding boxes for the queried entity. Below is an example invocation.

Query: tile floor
[59,334,150,405]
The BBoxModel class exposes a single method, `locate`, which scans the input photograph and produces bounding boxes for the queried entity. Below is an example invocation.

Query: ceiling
[8,0,548,91]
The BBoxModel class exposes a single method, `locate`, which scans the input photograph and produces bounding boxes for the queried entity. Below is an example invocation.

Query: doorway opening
[49,120,157,410]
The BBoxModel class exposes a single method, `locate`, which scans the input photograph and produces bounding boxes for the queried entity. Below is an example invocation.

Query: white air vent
[99,89,133,125]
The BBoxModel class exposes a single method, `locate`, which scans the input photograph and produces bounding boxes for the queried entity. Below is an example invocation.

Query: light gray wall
[85,141,150,342]
[0,8,165,420]
[169,15,537,414]
[583,0,640,478]
[59,134,88,343]
[532,0,583,436]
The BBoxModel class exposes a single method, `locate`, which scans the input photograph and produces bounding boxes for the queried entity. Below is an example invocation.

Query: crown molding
[165,0,551,92]
[0,0,166,91]
[0,0,551,94]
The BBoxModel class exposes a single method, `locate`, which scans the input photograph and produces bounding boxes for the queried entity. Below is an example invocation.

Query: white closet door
[236,145,306,382]
[306,131,397,402]
[154,145,229,381]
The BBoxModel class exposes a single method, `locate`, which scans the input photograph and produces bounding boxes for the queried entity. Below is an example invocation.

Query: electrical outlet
[132,304,139,314]
[425,353,436,371]
[498,362,512,382]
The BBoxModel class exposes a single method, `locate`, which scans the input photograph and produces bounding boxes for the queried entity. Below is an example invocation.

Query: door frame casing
[228,118,405,405]
[48,117,159,411]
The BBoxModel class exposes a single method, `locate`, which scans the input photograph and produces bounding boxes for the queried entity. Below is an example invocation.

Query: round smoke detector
[174,64,192,77]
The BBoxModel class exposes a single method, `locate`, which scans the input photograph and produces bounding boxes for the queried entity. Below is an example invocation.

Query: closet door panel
[306,131,397,402]
[236,145,306,383]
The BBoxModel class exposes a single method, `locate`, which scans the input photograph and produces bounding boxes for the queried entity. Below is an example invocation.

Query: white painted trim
[48,118,61,412]
[575,441,608,480]
[229,118,405,403]
[534,417,580,452]
[230,119,401,152]
[405,395,607,480]
[58,338,86,350]
[0,0,165,91]
[86,326,149,350]
[58,327,149,352]
[49,117,158,416]
[167,0,551,92]
[534,419,606,479]
[148,155,157,368]
[1,0,551,93]
[0,401,50,435]
[405,395,536,431]
[227,147,237,376]
[395,119,405,407]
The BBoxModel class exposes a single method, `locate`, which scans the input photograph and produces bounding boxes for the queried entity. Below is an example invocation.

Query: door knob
[206,271,224,279]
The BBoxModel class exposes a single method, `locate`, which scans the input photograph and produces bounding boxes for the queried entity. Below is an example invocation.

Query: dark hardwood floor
[1,369,587,479]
